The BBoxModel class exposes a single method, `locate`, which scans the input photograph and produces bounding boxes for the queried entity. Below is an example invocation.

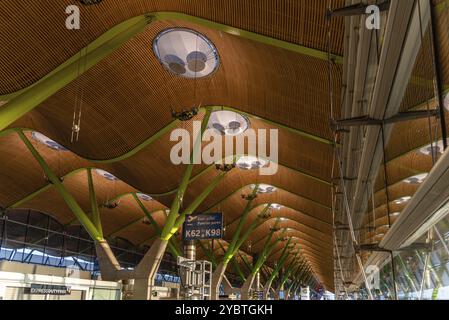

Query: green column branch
[231,257,246,282]
[224,186,259,259]
[267,240,294,285]
[132,193,181,257]
[239,252,253,273]
[87,168,103,239]
[18,131,102,241]
[279,254,303,288]
[233,205,271,259]
[161,110,212,241]
[172,171,227,232]
[251,219,283,275]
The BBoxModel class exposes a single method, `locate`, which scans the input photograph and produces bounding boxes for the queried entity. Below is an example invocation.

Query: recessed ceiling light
[153,28,219,78]
[251,184,277,194]
[236,156,269,170]
[404,173,428,185]
[419,140,447,156]
[208,110,250,136]
[137,193,153,201]
[95,169,119,181]
[394,196,411,205]
[31,132,67,151]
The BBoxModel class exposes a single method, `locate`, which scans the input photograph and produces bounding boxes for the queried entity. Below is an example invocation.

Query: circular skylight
[390,212,401,217]
[236,156,269,170]
[31,132,67,151]
[404,173,428,185]
[137,193,153,202]
[394,196,412,205]
[153,28,219,78]
[207,110,250,136]
[269,203,283,210]
[419,140,447,156]
[95,169,119,181]
[251,184,277,194]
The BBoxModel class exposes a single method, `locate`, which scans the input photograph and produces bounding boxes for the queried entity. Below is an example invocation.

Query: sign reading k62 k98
[182,213,223,241]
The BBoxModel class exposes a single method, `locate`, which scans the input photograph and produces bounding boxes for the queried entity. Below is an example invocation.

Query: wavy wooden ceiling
[0,1,346,290]
[0,0,344,94]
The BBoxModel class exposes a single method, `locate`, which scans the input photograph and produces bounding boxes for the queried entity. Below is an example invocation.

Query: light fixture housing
[207,110,250,136]
[31,132,67,151]
[236,156,269,171]
[251,184,277,194]
[404,173,428,185]
[153,28,220,78]
[95,169,119,181]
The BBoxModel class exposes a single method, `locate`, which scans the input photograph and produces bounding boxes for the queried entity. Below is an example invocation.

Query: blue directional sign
[182,212,223,241]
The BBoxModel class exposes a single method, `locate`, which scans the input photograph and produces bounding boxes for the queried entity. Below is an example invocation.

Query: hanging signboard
[28,284,71,295]
[182,212,223,241]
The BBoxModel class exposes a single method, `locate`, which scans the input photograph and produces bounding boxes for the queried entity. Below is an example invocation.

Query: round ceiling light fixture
[31,132,67,151]
[394,196,412,205]
[137,193,153,202]
[419,140,447,156]
[236,156,269,170]
[404,173,428,185]
[207,110,250,136]
[251,184,277,194]
[153,28,220,78]
[95,169,119,181]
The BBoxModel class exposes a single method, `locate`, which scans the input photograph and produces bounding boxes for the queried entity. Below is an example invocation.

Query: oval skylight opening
[31,132,67,151]
[236,156,269,170]
[394,196,412,205]
[137,193,153,202]
[208,110,250,136]
[419,140,447,156]
[404,173,428,185]
[251,184,277,194]
[95,169,119,181]
[153,28,220,78]
[269,203,283,210]
[390,212,401,217]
